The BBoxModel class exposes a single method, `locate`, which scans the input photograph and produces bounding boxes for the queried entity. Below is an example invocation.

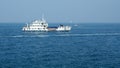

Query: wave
[70,33,120,36]
[0,35,50,38]
[52,33,120,37]
[0,33,120,38]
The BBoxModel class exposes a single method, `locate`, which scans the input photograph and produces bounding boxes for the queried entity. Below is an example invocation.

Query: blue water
[0,23,120,68]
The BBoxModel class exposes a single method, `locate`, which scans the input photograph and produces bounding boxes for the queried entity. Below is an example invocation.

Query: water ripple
[0,33,120,38]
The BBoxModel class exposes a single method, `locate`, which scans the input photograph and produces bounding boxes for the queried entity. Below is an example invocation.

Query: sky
[0,0,120,23]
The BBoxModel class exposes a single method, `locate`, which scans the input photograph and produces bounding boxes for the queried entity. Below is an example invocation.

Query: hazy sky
[0,0,120,23]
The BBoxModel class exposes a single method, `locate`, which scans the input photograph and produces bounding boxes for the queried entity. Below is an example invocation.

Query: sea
[0,23,120,68]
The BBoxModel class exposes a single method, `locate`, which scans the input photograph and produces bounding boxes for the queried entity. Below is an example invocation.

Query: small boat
[22,18,71,32]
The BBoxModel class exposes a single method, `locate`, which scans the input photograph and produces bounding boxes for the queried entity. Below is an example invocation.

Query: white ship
[22,18,71,31]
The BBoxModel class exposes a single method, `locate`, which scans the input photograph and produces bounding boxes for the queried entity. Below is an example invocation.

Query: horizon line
[0,22,120,23]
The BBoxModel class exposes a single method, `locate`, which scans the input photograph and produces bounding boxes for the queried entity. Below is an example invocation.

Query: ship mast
[42,14,45,21]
